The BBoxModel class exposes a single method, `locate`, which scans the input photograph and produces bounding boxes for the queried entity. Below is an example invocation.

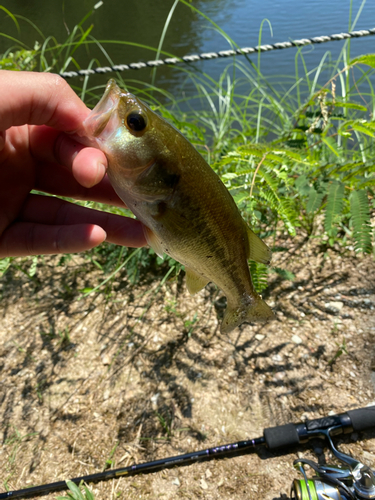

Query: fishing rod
[0,405,374,499]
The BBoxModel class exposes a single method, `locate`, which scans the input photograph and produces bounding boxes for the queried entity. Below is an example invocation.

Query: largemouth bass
[83,79,274,333]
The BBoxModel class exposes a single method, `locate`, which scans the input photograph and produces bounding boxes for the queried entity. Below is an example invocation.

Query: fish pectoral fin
[185,267,210,295]
[246,226,272,265]
[143,225,164,259]
[221,296,274,334]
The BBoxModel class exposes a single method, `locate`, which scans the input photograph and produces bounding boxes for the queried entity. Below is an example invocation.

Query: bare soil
[0,236,374,500]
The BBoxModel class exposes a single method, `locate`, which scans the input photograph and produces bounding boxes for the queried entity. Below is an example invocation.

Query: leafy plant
[0,45,39,71]
[56,480,95,500]
[328,338,349,366]
[350,189,373,253]
[103,441,119,470]
[155,410,174,439]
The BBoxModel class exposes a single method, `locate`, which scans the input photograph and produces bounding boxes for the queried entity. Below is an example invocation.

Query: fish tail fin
[221,295,274,334]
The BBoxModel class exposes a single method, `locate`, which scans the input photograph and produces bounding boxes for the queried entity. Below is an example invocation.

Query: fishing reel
[2,406,374,499]
[291,426,375,500]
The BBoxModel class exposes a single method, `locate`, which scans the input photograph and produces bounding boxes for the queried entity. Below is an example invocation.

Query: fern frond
[357,177,375,189]
[324,181,345,232]
[249,261,269,293]
[349,190,373,253]
[306,187,324,214]
[257,170,297,234]
[257,188,279,212]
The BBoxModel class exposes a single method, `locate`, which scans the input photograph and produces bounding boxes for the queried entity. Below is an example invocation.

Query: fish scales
[82,79,274,333]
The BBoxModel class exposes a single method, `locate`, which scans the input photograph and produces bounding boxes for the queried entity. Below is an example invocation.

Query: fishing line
[60,27,375,79]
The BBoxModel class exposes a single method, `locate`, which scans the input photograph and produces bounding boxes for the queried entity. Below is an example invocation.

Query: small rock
[103,389,110,401]
[172,477,180,487]
[255,334,265,341]
[205,469,212,479]
[101,354,110,365]
[151,393,159,409]
[200,478,208,490]
[325,301,344,312]
[291,335,303,344]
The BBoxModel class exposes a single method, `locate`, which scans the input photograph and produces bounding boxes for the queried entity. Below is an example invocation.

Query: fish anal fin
[143,225,164,259]
[221,295,274,334]
[246,226,272,265]
[185,267,210,295]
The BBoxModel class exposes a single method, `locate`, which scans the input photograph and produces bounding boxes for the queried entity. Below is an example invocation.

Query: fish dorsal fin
[246,226,272,265]
[185,267,210,295]
[143,225,164,259]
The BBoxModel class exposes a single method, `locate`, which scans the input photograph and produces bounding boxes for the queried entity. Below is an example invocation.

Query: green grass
[0,1,374,293]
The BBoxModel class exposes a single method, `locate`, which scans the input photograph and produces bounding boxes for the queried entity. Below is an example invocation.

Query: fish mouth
[82,79,145,143]
[83,79,122,138]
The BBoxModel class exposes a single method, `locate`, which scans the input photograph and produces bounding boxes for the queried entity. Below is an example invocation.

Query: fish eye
[126,111,147,132]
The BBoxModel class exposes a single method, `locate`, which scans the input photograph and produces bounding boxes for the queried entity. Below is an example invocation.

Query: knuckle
[45,72,68,90]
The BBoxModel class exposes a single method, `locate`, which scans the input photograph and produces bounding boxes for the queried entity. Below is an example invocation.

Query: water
[0,0,374,103]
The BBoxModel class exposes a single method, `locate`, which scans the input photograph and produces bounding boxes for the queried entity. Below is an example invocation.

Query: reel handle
[347,407,375,433]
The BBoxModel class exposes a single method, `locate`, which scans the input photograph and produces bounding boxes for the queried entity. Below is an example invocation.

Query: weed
[155,410,173,439]
[103,441,119,470]
[4,427,38,470]
[184,313,198,336]
[0,257,12,276]
[328,338,349,366]
[58,328,71,347]
[56,480,95,500]
[164,298,179,315]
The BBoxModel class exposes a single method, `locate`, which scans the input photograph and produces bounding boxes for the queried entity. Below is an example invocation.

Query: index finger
[0,70,88,132]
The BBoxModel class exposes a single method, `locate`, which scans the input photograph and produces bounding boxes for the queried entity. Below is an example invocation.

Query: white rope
[60,27,375,79]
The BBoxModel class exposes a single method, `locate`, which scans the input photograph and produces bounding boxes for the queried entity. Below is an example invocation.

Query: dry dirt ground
[0,236,374,500]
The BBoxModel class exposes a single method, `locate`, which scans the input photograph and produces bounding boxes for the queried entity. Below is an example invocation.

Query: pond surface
[1,0,375,103]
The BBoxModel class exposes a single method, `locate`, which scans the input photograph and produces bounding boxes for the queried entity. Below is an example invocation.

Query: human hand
[0,70,147,258]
